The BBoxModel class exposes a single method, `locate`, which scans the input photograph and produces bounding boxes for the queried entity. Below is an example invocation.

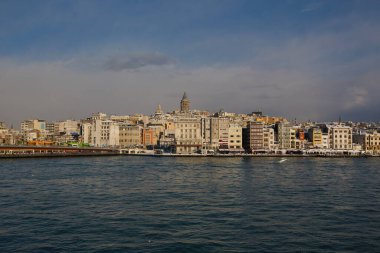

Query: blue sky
[1,0,380,125]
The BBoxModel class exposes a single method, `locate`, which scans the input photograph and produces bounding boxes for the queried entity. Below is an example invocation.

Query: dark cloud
[104,52,175,71]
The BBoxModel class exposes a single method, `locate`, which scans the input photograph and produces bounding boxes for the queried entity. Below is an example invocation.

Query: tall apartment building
[263,127,275,150]
[81,122,92,145]
[218,118,229,150]
[277,123,296,150]
[243,121,264,153]
[201,117,220,151]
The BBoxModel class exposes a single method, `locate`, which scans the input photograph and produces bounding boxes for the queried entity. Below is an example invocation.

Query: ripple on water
[1,156,380,252]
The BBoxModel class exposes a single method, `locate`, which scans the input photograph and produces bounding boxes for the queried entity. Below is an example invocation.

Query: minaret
[180,92,190,112]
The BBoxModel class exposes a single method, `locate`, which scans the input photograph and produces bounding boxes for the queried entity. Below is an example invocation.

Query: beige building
[81,122,92,145]
[228,124,243,151]
[174,117,201,154]
[364,131,380,153]
[119,124,142,148]
[21,119,46,132]
[309,128,323,148]
[278,123,295,149]
[263,127,275,150]
[322,133,330,149]
[329,125,353,150]
[54,120,80,135]
[354,131,380,154]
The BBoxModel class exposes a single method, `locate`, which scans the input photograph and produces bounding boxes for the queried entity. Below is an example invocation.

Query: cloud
[1,9,380,126]
[301,1,324,13]
[343,87,369,110]
[103,52,176,71]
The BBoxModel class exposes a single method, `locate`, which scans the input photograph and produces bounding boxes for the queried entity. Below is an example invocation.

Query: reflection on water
[0,156,379,252]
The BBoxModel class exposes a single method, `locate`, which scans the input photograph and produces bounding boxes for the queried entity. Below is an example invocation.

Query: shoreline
[0,153,378,159]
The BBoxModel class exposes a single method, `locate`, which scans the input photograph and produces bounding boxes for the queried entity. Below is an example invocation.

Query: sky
[0,0,380,126]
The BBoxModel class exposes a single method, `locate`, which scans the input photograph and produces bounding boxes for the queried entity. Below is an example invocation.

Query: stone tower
[180,92,190,112]
[155,104,163,116]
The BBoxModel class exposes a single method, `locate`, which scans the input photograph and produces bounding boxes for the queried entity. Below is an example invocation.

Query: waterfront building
[119,124,142,148]
[322,133,330,149]
[328,125,353,150]
[364,131,380,154]
[243,121,264,153]
[201,117,220,151]
[91,119,119,147]
[218,117,230,150]
[173,116,201,154]
[309,127,323,148]
[354,131,380,154]
[0,123,14,145]
[227,124,243,152]
[81,122,92,145]
[142,128,156,147]
[277,122,294,150]
[263,127,275,150]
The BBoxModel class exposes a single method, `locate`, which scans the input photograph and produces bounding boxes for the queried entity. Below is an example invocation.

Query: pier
[0,145,119,158]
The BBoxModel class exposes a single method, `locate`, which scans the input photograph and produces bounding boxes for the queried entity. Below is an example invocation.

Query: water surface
[1,157,379,252]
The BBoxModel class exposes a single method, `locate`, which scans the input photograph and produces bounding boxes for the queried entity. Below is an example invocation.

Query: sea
[0,156,379,252]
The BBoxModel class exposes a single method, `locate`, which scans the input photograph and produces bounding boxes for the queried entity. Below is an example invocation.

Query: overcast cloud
[0,1,379,126]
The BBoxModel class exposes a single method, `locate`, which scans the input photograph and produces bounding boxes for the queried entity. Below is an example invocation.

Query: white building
[91,119,119,147]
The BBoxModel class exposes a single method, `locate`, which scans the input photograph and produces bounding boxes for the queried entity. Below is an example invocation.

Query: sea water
[1,156,379,252]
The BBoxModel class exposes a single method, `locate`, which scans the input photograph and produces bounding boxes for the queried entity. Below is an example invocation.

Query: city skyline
[1,0,380,126]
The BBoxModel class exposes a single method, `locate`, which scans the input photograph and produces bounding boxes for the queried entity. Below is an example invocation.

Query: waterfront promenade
[0,145,377,158]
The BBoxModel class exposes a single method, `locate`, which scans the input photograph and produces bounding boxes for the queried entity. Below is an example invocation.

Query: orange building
[142,128,156,146]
